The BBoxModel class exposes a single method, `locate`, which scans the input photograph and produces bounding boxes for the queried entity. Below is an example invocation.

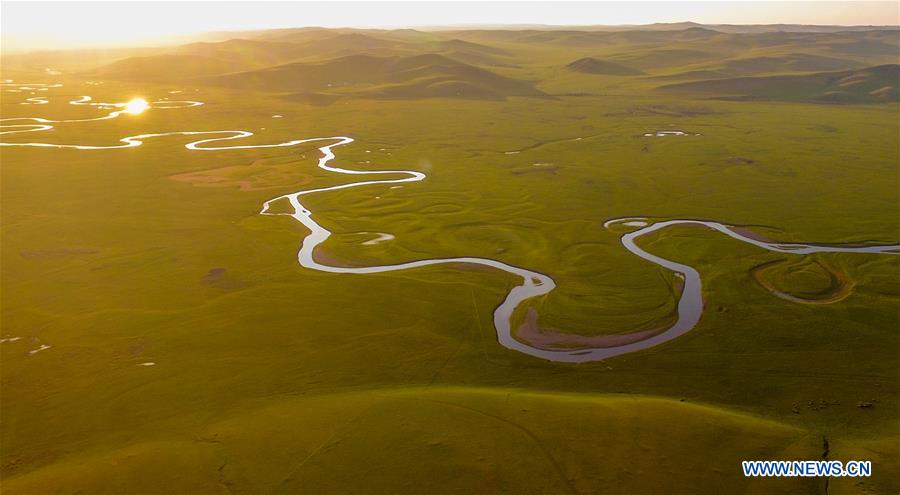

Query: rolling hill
[200,53,545,99]
[649,53,870,81]
[634,21,900,34]
[0,387,829,495]
[566,57,644,75]
[91,54,242,80]
[713,53,866,75]
[84,32,515,86]
[172,38,309,68]
[658,64,900,103]
[87,34,422,79]
[12,26,897,97]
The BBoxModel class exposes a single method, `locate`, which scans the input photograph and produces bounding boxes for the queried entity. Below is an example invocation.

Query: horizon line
[4,20,898,55]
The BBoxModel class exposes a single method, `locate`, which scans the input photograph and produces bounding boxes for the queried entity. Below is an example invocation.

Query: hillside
[566,57,643,75]
[201,53,544,99]
[83,31,515,83]
[11,26,897,95]
[0,387,828,495]
[172,39,308,68]
[709,53,866,75]
[91,54,242,80]
[648,53,870,82]
[634,21,900,34]
[658,64,900,103]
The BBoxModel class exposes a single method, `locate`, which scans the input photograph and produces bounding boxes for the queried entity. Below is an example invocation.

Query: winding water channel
[2,85,898,362]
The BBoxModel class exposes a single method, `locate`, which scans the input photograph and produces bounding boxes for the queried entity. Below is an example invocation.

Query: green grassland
[2,25,899,494]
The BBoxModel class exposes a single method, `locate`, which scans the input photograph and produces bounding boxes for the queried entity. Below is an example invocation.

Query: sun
[123,98,149,115]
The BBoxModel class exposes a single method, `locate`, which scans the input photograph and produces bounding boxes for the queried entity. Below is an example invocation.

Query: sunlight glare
[124,98,149,115]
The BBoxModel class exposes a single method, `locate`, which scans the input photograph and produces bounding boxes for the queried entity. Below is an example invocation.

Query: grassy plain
[1,25,899,494]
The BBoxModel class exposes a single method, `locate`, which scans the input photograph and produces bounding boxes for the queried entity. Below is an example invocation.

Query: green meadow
[1,25,898,494]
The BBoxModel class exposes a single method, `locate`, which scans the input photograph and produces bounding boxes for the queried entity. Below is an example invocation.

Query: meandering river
[2,85,898,362]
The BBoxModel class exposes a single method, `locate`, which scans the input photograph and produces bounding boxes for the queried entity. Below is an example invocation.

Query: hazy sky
[2,1,898,52]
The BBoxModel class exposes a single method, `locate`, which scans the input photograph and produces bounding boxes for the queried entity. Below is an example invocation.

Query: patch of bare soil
[312,249,361,269]
[514,307,667,351]
[729,225,782,243]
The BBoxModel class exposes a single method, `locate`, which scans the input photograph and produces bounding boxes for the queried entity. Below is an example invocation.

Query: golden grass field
[2,24,898,494]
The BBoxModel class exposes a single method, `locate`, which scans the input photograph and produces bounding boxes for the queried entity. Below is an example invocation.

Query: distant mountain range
[223,22,900,37]
[3,24,897,103]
